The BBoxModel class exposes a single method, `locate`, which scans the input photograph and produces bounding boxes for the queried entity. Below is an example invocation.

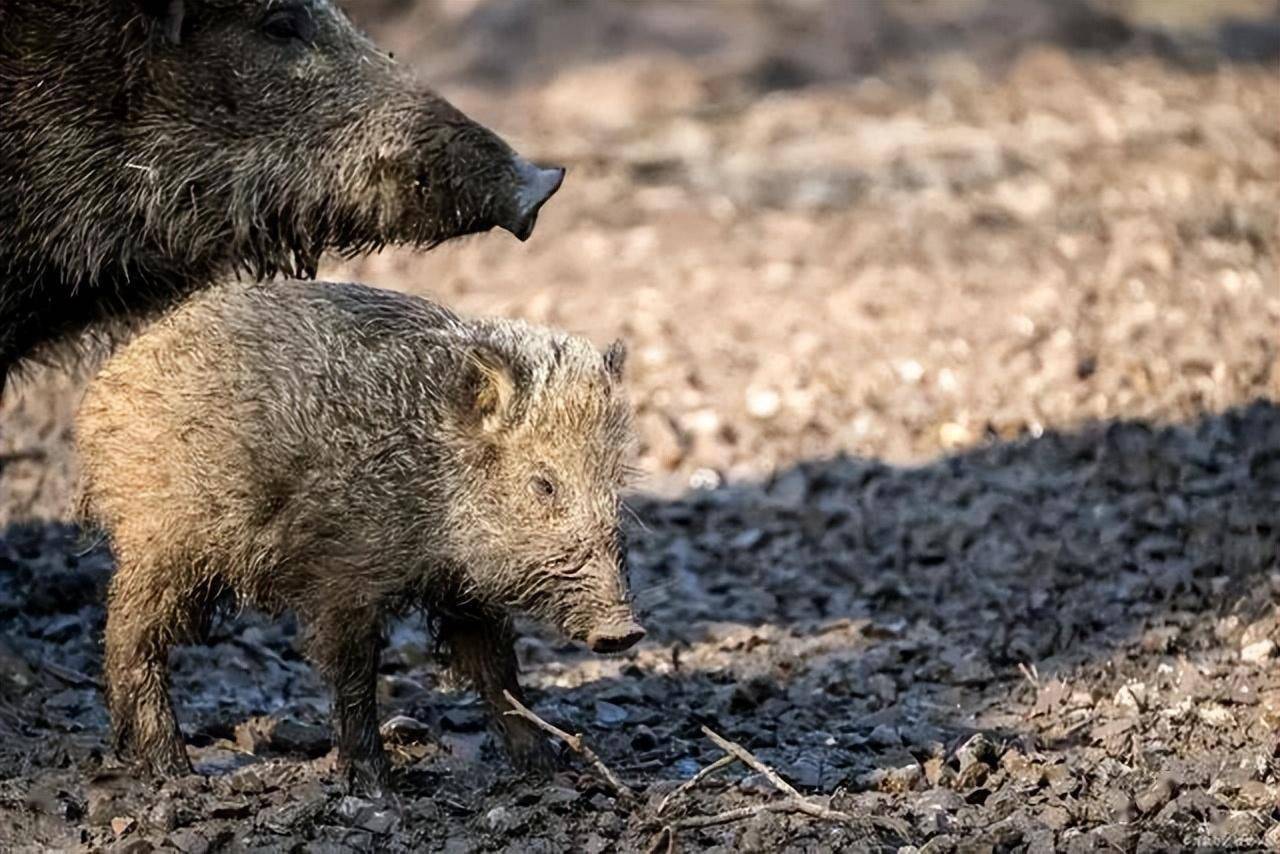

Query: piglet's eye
[262,6,316,44]
[530,475,556,501]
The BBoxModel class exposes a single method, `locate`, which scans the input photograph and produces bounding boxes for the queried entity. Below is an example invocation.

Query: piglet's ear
[141,0,185,46]
[462,344,518,433]
[603,339,627,383]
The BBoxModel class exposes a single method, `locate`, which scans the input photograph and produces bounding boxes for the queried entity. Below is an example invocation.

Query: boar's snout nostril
[587,622,645,654]
[502,158,565,242]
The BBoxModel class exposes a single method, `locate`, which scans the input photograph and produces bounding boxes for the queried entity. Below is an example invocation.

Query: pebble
[1134,776,1177,814]
[1240,639,1275,663]
[593,700,629,727]
[746,387,781,419]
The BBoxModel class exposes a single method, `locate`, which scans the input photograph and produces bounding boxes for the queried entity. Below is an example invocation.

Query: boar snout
[586,618,646,654]
[501,159,566,241]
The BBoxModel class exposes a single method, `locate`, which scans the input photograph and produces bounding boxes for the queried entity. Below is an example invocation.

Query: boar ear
[603,339,627,383]
[462,344,518,433]
[141,0,185,46]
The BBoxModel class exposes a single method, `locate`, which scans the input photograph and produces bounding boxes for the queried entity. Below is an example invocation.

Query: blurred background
[339,0,1280,491]
[1,1,1279,850]
[4,0,1278,509]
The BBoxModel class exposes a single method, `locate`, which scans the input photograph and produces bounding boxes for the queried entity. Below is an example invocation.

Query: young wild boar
[0,0,564,395]
[75,280,644,793]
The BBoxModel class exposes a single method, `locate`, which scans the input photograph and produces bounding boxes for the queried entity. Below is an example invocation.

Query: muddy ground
[2,1,1278,851]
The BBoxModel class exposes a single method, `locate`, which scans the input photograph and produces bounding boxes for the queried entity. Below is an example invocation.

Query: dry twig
[660,725,910,839]
[501,689,634,800]
[656,753,735,815]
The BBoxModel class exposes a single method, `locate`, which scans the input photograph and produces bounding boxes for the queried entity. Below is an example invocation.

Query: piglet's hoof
[138,747,195,780]
[339,755,392,799]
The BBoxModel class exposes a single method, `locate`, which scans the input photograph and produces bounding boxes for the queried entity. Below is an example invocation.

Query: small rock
[938,422,973,449]
[883,761,922,793]
[261,783,328,834]
[1043,764,1079,797]
[782,755,823,789]
[442,837,478,854]
[164,830,209,854]
[895,359,925,384]
[745,387,781,420]
[630,725,657,751]
[729,528,765,551]
[484,806,523,834]
[999,751,1043,786]
[769,468,808,507]
[1134,776,1177,814]
[208,797,252,819]
[955,733,998,771]
[1114,682,1147,712]
[1241,639,1275,663]
[594,701,628,727]
[440,706,487,732]
[1197,702,1235,727]
[868,724,902,748]
[918,834,955,853]
[1038,803,1071,830]
[380,714,432,743]
[739,772,774,796]
[234,715,330,758]
[918,787,965,813]
[111,816,136,836]
[1089,824,1135,850]
[356,807,399,835]
[541,786,580,806]
[923,757,954,787]
[1105,789,1137,822]
[148,800,178,832]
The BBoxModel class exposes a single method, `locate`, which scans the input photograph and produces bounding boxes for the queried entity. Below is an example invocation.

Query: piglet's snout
[587,616,646,654]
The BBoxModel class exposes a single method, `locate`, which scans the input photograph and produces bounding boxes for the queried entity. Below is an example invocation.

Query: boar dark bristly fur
[75,280,643,793]
[0,0,564,394]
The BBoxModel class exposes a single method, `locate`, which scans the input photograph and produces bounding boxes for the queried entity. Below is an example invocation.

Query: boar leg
[102,563,204,777]
[301,604,391,795]
[441,613,556,773]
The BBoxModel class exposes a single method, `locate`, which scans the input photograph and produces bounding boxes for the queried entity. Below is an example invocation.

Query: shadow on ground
[1,400,1276,850]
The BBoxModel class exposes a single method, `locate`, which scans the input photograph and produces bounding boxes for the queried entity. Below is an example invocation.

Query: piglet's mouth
[586,620,646,654]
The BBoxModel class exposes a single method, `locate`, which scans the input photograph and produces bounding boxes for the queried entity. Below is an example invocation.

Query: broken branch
[700,725,803,798]
[501,689,634,800]
[660,725,909,838]
[657,752,736,815]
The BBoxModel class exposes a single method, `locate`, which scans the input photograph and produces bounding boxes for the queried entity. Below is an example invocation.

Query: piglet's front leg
[441,612,556,773]
[301,601,392,796]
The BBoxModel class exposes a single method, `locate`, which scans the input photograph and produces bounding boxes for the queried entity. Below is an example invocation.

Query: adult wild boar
[0,0,564,394]
[77,279,644,793]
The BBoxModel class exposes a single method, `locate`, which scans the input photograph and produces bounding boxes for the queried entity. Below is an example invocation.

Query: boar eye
[261,6,316,44]
[529,474,557,502]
